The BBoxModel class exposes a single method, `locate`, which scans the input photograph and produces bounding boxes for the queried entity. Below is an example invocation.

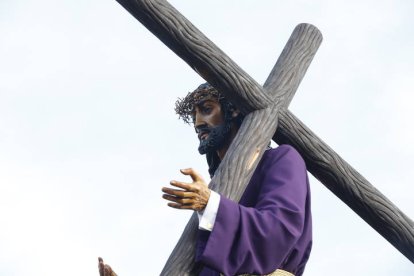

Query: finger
[105,264,117,276]
[174,190,196,198]
[168,202,196,210]
[98,257,104,276]
[162,187,185,194]
[169,180,194,191]
[163,194,194,204]
[180,168,203,182]
[162,187,196,198]
[104,265,112,276]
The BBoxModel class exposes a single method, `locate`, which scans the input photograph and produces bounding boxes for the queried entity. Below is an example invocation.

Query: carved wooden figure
[115,0,414,274]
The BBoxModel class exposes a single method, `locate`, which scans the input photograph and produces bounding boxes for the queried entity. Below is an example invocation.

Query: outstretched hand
[162,168,211,211]
[98,257,117,276]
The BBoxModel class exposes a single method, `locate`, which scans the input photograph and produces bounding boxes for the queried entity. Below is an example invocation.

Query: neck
[217,145,228,161]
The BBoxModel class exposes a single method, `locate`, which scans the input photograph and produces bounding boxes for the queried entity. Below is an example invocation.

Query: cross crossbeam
[115,0,414,274]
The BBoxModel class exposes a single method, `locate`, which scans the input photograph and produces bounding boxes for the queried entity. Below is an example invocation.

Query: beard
[197,120,232,155]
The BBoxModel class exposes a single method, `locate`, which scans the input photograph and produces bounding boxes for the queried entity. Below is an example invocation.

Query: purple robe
[196,145,312,276]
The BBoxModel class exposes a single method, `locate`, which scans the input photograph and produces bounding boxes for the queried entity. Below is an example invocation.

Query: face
[193,99,232,155]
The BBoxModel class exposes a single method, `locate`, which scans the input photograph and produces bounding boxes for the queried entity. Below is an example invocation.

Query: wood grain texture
[114,0,414,273]
[116,0,271,115]
[214,23,323,201]
[161,105,283,276]
[158,22,322,275]
[273,110,414,262]
[263,23,322,106]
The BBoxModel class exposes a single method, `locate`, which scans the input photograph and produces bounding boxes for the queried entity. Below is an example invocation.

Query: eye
[201,103,214,114]
[203,106,212,113]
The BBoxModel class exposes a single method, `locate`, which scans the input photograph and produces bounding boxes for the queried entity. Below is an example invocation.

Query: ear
[231,108,240,118]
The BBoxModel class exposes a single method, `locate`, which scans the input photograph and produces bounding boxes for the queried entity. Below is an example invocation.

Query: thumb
[180,168,201,182]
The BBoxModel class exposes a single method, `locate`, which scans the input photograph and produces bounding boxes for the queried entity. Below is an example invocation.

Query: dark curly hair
[175,83,244,177]
[175,83,243,126]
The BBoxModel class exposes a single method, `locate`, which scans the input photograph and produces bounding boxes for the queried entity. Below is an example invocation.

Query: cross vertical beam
[115,0,414,273]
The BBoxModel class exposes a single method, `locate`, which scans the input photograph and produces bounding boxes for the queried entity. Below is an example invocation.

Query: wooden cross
[115,1,414,274]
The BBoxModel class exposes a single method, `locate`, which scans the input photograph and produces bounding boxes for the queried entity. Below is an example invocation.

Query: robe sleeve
[196,146,309,275]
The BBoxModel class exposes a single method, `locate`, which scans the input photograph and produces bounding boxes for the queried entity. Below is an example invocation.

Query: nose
[194,109,206,129]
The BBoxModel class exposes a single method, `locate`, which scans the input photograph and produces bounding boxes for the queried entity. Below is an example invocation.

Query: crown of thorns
[175,83,226,124]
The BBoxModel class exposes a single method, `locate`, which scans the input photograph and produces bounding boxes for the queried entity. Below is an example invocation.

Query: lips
[198,132,209,140]
[196,125,211,140]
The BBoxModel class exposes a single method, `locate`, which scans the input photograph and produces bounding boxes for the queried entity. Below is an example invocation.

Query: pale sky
[0,0,413,275]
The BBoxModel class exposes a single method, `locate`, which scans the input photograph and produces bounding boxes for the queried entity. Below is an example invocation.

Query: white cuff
[197,190,220,231]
